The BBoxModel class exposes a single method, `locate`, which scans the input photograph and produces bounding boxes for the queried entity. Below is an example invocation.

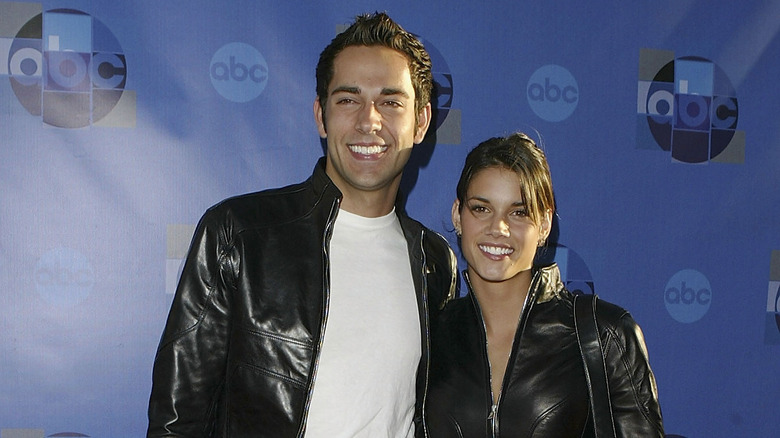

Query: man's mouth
[479,244,514,256]
[349,144,387,156]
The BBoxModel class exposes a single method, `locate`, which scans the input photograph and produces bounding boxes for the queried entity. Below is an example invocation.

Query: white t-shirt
[304,208,421,438]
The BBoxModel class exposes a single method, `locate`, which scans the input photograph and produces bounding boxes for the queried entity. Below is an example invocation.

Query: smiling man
[147,12,458,438]
[315,44,427,217]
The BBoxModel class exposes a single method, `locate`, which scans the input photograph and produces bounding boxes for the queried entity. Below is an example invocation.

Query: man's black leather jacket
[424,264,664,437]
[147,158,458,437]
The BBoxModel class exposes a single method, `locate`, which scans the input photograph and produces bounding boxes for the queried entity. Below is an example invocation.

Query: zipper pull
[488,403,500,436]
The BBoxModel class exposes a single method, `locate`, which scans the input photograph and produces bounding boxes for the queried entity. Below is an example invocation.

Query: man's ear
[413,103,432,144]
[314,97,327,138]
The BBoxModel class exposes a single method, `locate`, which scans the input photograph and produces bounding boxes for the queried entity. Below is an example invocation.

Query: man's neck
[338,191,397,218]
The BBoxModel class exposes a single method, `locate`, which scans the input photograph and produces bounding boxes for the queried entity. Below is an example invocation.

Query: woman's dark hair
[456,132,556,226]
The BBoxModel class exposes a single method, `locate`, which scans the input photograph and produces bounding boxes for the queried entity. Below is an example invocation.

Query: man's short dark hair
[315,12,433,116]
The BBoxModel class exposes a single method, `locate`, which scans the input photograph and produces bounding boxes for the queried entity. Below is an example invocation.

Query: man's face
[314,45,431,214]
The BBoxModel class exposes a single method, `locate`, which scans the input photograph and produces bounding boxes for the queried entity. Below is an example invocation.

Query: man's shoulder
[397,213,452,253]
[396,212,440,237]
[397,212,458,300]
[206,158,333,217]
[198,173,336,232]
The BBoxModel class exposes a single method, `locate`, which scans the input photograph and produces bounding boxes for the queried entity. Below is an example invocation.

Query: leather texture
[424,264,664,438]
[147,158,459,437]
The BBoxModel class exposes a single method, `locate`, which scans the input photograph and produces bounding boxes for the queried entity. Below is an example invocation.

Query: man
[147,12,458,437]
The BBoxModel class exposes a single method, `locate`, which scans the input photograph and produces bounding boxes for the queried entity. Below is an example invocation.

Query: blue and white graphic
[0,4,133,127]
[637,49,744,163]
[210,42,268,103]
[34,248,94,308]
[526,64,579,122]
[664,269,712,323]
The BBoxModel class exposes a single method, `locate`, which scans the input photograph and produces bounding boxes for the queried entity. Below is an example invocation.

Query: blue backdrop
[2,1,779,436]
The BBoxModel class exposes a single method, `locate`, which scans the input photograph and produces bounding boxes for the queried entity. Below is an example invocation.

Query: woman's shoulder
[593,296,631,323]
[585,296,649,349]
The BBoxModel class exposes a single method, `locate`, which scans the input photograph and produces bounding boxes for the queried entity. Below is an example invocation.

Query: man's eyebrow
[329,86,410,98]
[379,87,410,98]
[330,86,360,96]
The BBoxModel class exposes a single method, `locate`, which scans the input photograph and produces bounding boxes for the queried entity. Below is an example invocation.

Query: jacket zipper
[296,197,340,438]
[419,230,432,438]
[469,270,541,438]
[466,276,500,438]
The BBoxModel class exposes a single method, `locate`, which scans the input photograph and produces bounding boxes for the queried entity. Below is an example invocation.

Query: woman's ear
[451,200,462,236]
[540,209,552,240]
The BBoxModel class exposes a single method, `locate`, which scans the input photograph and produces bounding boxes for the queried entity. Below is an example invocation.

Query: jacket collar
[462,263,564,305]
[310,157,341,200]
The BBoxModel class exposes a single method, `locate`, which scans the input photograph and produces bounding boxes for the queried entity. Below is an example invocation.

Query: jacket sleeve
[427,231,460,310]
[598,302,665,437]
[415,230,458,438]
[147,208,236,437]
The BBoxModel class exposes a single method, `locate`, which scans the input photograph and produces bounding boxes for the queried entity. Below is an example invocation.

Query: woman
[424,133,664,437]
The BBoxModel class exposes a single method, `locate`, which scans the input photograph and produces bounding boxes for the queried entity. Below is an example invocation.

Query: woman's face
[452,166,550,285]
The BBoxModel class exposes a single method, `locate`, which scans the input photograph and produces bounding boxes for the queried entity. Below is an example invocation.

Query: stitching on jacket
[446,414,464,438]
[527,395,572,436]
[602,315,656,426]
[156,283,219,352]
[239,326,315,349]
[235,362,308,389]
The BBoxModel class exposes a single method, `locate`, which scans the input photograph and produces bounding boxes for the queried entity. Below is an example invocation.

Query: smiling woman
[424,132,665,438]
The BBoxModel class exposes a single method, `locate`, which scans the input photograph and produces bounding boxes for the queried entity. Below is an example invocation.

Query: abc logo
[638,53,740,163]
[526,64,579,122]
[2,8,130,128]
[664,269,712,323]
[34,248,95,308]
[210,42,268,103]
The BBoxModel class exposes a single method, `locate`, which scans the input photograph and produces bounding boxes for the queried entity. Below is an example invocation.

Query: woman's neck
[470,269,532,334]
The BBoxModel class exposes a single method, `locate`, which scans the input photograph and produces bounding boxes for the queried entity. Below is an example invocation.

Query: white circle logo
[527,64,579,122]
[664,269,712,323]
[210,42,269,103]
[34,248,95,308]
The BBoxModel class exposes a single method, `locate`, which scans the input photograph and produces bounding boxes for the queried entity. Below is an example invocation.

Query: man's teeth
[349,145,386,155]
[479,245,513,255]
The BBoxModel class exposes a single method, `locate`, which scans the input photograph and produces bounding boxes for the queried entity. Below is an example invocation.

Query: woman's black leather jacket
[147,158,458,437]
[424,264,664,437]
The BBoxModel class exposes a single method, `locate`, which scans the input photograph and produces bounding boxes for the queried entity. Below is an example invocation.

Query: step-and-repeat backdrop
[2,1,778,436]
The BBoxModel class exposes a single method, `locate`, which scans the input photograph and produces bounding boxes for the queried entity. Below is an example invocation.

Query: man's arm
[147,211,234,437]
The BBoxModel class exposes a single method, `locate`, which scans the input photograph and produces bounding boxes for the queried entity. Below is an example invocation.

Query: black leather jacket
[424,264,664,437]
[147,158,458,437]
